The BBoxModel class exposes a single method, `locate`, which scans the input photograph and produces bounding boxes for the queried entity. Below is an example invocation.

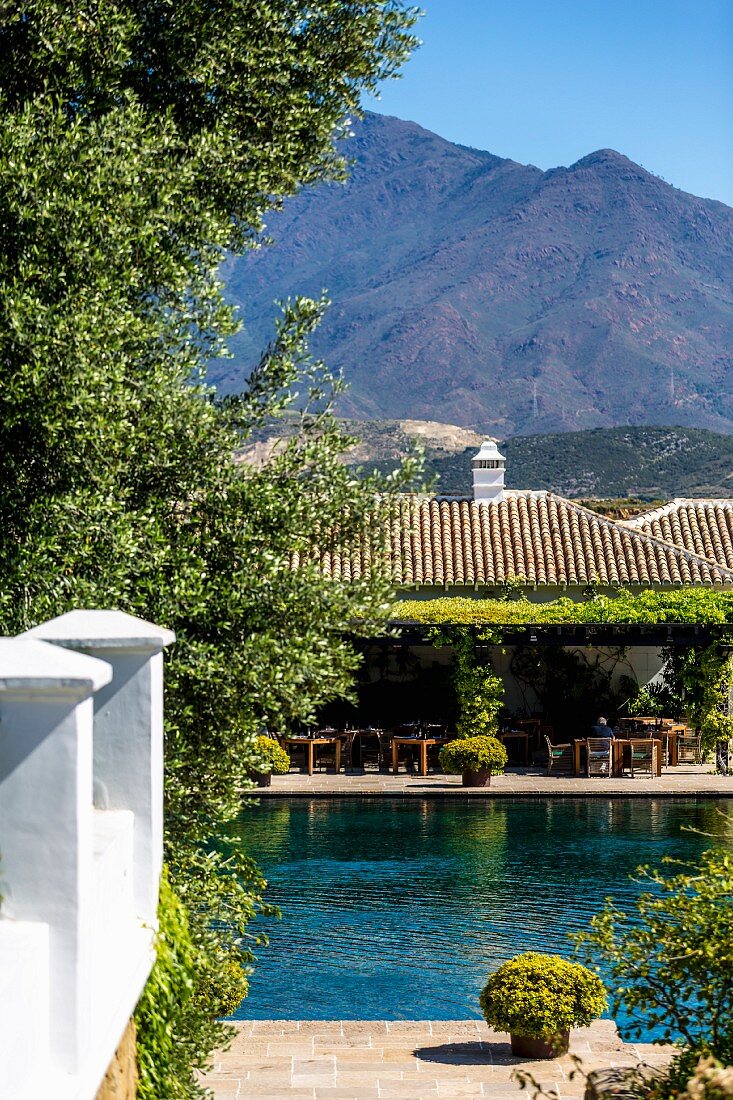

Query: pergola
[377,621,733,650]
[333,619,733,736]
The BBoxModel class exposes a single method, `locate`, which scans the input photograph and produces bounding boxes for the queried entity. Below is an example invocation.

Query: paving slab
[252,763,732,798]
[200,1019,674,1099]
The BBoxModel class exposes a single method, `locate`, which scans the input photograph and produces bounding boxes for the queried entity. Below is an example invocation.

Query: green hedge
[396,590,733,627]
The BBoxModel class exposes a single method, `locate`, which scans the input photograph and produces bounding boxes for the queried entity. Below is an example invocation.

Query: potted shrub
[438,735,507,787]
[247,736,290,787]
[479,952,607,1059]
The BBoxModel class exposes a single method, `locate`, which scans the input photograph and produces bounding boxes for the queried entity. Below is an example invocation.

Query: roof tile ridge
[620,499,682,527]
[625,498,733,528]
[563,496,733,580]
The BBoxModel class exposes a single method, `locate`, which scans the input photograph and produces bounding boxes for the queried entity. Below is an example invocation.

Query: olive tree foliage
[572,841,733,1071]
[0,1,420,1087]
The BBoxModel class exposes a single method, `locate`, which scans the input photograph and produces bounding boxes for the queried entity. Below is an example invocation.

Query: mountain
[217,112,733,437]
[242,419,733,501]
[366,423,733,499]
[505,426,733,499]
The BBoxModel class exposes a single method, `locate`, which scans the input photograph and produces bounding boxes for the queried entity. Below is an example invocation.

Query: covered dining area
[271,620,725,782]
[271,716,704,781]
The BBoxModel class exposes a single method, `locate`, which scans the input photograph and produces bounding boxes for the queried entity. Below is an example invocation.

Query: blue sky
[364,0,733,206]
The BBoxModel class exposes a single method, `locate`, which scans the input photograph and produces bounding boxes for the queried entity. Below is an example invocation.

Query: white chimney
[472,439,506,503]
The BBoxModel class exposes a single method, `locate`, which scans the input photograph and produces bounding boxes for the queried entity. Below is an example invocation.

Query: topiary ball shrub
[252,735,290,776]
[479,952,607,1040]
[439,735,508,776]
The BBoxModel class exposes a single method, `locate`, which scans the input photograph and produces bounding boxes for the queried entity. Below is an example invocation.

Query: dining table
[284,736,340,776]
[392,736,449,777]
[573,737,662,778]
[617,719,678,766]
[498,730,530,766]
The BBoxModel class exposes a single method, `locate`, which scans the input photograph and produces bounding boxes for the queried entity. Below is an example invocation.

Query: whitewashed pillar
[27,610,175,928]
[0,637,112,1074]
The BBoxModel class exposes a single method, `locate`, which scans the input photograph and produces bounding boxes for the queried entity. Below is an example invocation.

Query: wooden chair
[544,735,573,776]
[284,735,308,771]
[586,737,612,777]
[677,730,702,764]
[351,729,380,771]
[311,729,342,772]
[424,728,448,772]
[627,738,656,777]
[516,717,541,750]
[337,730,355,771]
[378,730,394,772]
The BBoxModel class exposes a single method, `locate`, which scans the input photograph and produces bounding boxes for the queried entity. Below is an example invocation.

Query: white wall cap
[0,638,112,694]
[26,609,175,652]
[472,439,506,463]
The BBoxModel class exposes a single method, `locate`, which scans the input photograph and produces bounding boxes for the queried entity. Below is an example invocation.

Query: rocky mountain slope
[242,419,733,501]
[218,113,733,436]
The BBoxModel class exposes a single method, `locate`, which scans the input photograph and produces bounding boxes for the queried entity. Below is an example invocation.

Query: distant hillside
[504,427,733,499]
[241,420,733,500]
[217,112,733,437]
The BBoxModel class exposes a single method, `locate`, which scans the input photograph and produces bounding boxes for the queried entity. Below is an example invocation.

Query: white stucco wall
[0,612,174,1100]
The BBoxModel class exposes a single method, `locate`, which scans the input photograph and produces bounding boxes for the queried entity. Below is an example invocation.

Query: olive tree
[0,2,421,1091]
[573,841,733,1084]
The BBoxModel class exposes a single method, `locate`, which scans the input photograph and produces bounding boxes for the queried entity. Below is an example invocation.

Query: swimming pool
[222,797,732,1032]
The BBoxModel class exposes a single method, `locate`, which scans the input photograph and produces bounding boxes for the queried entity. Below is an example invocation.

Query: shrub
[252,736,290,776]
[479,952,607,1039]
[677,1055,733,1100]
[195,956,249,1019]
[135,869,220,1099]
[439,735,508,776]
[572,843,733,1067]
[135,868,252,1098]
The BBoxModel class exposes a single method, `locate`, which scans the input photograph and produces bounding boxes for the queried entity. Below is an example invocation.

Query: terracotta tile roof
[626,499,733,572]
[316,492,733,589]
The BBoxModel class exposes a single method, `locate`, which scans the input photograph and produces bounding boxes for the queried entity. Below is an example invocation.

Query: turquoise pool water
[223,798,732,1030]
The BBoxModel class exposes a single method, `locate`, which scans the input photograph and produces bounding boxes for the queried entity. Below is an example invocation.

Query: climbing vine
[397,590,733,627]
[661,644,733,752]
[432,627,504,738]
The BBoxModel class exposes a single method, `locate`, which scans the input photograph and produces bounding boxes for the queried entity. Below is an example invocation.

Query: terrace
[255,761,731,797]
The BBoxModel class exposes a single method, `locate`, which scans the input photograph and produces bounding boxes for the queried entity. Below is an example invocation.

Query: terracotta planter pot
[510,1031,570,1059]
[462,768,491,787]
[248,770,272,787]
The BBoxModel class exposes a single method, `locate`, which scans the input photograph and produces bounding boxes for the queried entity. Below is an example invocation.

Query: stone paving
[200,1019,674,1100]
[255,763,732,799]
[217,767,719,1096]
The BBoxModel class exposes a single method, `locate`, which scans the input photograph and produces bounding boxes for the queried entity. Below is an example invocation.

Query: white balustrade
[0,612,175,1100]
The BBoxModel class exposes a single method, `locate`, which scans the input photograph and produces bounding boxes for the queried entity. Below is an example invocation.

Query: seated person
[592,716,614,739]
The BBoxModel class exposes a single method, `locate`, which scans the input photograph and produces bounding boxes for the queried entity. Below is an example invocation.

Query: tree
[0,2,421,1092]
[572,841,733,1083]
